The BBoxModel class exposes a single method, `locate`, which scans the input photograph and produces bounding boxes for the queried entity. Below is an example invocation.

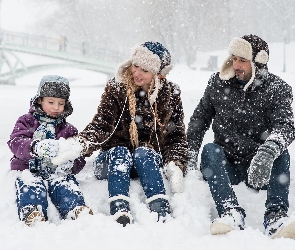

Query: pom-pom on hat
[220,34,269,91]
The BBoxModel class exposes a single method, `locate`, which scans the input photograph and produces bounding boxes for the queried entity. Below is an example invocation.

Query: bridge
[0,30,123,84]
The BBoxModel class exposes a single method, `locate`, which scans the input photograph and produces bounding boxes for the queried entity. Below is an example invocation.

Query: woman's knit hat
[116,41,172,80]
[31,75,73,118]
[116,41,173,105]
[220,34,269,90]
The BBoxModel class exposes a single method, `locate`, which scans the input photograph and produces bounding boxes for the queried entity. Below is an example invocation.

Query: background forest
[1,0,295,68]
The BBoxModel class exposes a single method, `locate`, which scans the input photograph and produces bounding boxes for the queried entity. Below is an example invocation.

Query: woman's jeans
[93,146,166,199]
[200,143,290,217]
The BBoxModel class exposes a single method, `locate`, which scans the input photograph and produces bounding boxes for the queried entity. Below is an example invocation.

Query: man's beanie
[39,75,70,100]
[116,41,173,83]
[220,34,269,90]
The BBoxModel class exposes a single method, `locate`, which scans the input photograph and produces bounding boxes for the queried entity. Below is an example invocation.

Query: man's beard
[235,70,251,81]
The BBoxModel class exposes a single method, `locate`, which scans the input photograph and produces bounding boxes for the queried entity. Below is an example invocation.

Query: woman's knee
[109,146,132,160]
[133,146,162,168]
[108,146,133,173]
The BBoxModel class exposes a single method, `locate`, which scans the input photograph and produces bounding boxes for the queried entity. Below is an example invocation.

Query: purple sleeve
[7,114,37,160]
[71,157,87,174]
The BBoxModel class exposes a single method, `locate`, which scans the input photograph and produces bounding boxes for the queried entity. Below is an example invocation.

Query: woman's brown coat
[79,77,188,172]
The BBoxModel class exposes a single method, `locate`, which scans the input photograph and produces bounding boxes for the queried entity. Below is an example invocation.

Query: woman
[52,41,188,226]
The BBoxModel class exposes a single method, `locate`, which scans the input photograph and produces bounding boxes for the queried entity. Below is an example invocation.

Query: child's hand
[55,160,73,176]
[33,139,59,158]
[51,137,83,165]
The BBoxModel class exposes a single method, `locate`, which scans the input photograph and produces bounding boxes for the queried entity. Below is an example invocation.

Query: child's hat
[38,75,70,100]
[31,75,73,118]
[220,34,269,90]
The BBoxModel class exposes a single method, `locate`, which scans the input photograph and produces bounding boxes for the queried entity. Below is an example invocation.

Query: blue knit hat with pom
[133,41,172,75]
[116,41,173,82]
[116,41,173,105]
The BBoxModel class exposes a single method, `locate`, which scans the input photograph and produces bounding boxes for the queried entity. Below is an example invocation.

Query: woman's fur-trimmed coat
[187,72,295,165]
[79,77,188,171]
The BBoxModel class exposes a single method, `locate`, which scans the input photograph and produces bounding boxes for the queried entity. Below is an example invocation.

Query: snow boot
[146,195,171,222]
[20,204,46,226]
[264,210,295,239]
[210,207,245,235]
[109,195,133,227]
[67,205,93,220]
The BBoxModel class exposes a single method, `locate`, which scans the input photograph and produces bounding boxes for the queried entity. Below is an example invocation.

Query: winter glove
[248,141,281,189]
[55,160,74,176]
[51,137,84,166]
[163,161,184,193]
[29,159,51,179]
[187,150,199,171]
[33,139,59,158]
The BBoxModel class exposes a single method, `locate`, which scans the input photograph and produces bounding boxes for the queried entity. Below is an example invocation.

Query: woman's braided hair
[124,66,156,148]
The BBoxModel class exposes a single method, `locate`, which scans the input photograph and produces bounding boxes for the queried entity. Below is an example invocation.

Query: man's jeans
[200,143,290,217]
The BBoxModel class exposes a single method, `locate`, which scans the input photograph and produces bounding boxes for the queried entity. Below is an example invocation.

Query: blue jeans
[200,143,290,217]
[93,146,166,199]
[16,174,86,219]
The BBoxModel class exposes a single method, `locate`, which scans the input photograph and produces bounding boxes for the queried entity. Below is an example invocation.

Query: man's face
[232,55,252,81]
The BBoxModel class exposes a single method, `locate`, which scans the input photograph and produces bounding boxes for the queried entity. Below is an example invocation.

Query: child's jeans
[15,174,86,220]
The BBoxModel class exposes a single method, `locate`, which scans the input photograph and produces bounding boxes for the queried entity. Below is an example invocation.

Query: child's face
[38,97,66,117]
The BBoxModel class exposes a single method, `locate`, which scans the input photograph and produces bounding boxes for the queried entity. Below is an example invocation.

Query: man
[187,34,295,239]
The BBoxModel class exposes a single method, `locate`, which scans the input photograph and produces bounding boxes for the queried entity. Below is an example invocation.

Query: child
[7,75,92,226]
[51,42,188,226]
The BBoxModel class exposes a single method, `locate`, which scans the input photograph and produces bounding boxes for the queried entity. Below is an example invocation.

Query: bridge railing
[0,30,124,63]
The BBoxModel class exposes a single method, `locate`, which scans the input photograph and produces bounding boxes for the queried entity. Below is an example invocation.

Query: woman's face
[131,64,154,91]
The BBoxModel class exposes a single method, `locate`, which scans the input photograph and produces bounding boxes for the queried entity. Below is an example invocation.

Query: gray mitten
[55,160,74,176]
[248,141,280,189]
[187,150,199,171]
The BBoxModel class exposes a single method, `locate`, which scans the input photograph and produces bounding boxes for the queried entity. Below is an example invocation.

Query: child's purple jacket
[7,107,86,175]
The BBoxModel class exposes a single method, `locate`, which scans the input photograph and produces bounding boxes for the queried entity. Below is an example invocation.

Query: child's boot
[67,205,93,220]
[20,204,45,226]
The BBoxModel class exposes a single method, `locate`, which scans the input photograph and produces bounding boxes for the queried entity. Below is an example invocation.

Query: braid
[124,67,139,148]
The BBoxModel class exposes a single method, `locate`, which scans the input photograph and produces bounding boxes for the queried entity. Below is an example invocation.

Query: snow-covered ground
[1,42,295,250]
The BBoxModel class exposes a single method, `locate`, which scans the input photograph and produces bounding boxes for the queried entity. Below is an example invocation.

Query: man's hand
[187,150,199,171]
[248,141,280,189]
